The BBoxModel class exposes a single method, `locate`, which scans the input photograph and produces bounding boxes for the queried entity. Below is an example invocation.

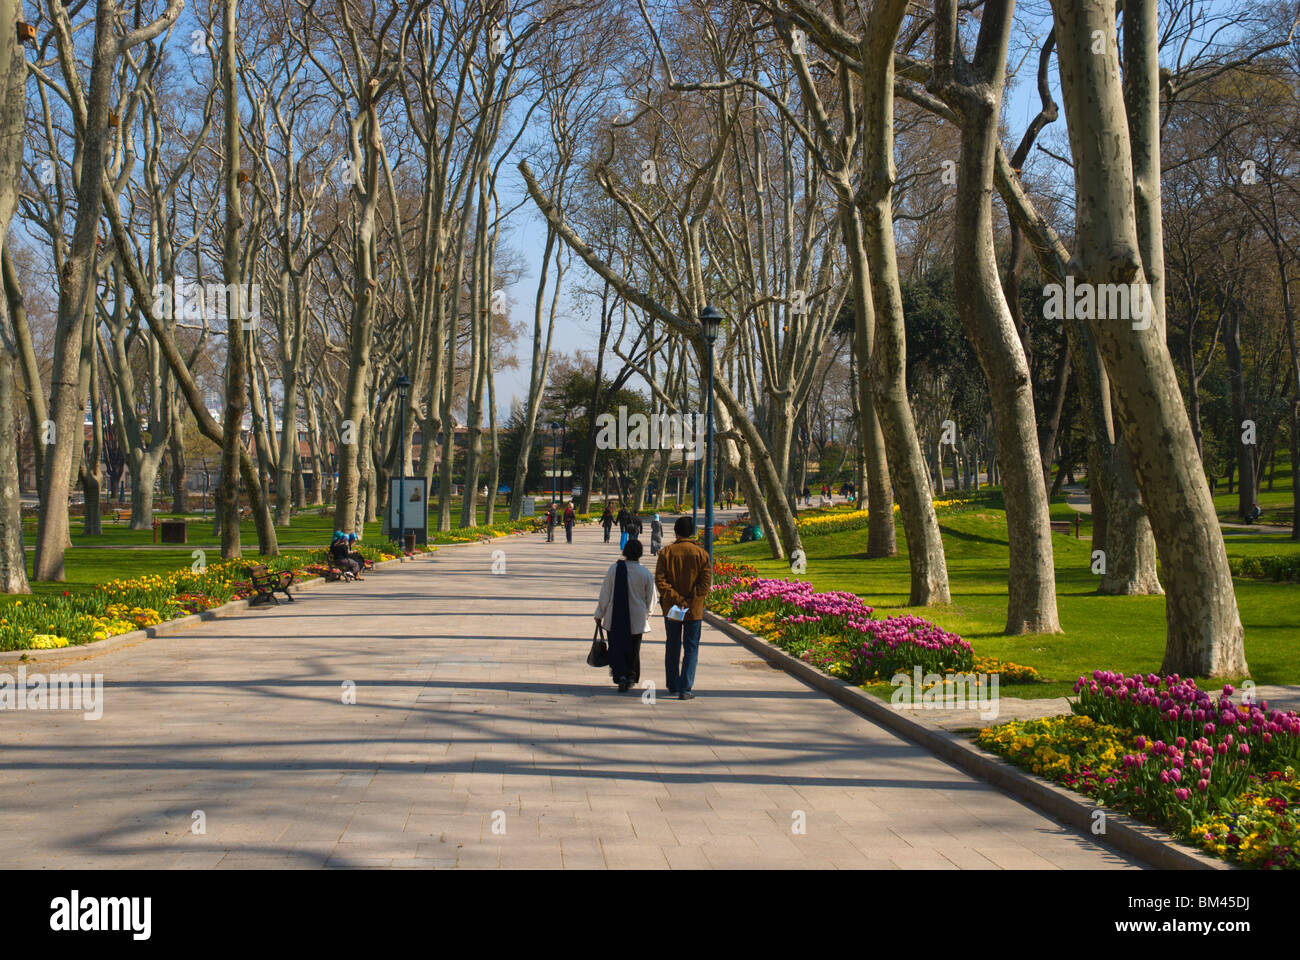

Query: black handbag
[586,624,609,667]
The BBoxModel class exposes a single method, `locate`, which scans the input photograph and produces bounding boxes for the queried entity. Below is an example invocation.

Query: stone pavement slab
[0,522,1140,869]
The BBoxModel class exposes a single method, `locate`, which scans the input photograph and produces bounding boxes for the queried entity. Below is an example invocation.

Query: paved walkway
[1062,483,1292,536]
[0,523,1139,869]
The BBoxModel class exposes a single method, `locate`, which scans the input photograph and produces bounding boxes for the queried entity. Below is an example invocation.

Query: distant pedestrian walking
[564,502,576,543]
[654,516,712,700]
[601,504,614,543]
[617,504,631,550]
[546,504,556,542]
[594,538,657,692]
[650,513,663,555]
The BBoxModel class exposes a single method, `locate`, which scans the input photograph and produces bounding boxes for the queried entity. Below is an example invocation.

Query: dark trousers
[565,522,573,543]
[664,618,702,693]
[603,524,612,542]
[609,633,642,684]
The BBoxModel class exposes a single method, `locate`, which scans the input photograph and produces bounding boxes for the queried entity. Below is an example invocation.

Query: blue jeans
[664,617,702,693]
[620,531,629,549]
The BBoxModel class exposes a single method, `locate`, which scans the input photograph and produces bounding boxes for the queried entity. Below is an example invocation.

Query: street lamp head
[395,374,412,401]
[699,304,724,342]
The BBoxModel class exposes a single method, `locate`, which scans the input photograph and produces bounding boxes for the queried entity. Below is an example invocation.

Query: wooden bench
[248,563,295,605]
[112,510,132,524]
[1049,516,1081,538]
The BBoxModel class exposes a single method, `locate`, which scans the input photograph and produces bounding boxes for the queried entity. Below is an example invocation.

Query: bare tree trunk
[81,344,104,536]
[274,368,298,526]
[932,0,1060,634]
[293,449,306,509]
[169,425,188,514]
[856,0,950,604]
[217,0,244,558]
[0,5,31,592]
[510,227,560,520]
[1,250,45,503]
[485,341,499,526]
[33,2,120,580]
[842,205,896,556]
[0,354,28,592]
[1225,304,1256,521]
[1052,0,1244,675]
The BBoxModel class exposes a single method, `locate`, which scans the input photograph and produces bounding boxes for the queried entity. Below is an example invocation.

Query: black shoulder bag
[586,623,609,667]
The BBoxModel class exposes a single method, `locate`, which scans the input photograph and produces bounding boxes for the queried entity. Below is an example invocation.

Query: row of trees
[1,1,1297,680]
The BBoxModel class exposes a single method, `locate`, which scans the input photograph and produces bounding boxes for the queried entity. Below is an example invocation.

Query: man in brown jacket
[654,516,712,699]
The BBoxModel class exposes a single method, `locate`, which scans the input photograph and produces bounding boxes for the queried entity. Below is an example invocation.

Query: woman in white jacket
[594,538,657,692]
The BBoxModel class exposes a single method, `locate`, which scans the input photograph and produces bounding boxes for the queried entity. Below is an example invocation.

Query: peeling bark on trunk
[218,0,245,559]
[169,426,188,515]
[34,3,120,581]
[842,205,896,557]
[931,0,1060,634]
[0,3,30,593]
[1052,0,1244,675]
[856,3,950,605]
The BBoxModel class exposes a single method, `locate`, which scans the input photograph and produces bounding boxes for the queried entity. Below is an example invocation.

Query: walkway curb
[704,610,1233,871]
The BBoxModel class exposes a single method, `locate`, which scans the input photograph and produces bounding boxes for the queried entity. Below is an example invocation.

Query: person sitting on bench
[346,532,372,569]
[331,531,362,580]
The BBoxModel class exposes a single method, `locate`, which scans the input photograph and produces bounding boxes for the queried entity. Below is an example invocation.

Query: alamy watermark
[50,891,150,940]
[0,668,104,720]
[890,665,1000,721]
[1043,276,1153,331]
[150,277,262,329]
[594,406,707,461]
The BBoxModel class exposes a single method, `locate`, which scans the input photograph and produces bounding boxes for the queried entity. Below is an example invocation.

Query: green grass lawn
[5,494,543,607]
[5,551,215,604]
[719,493,1300,700]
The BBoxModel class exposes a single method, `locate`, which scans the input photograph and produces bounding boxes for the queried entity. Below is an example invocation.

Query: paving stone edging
[705,610,1233,871]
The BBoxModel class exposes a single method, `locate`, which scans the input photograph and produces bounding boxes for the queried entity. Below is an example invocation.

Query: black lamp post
[395,375,411,550]
[700,305,723,561]
[550,421,559,504]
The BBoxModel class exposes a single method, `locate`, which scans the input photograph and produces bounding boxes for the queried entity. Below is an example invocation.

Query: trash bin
[159,520,187,543]
[404,532,416,554]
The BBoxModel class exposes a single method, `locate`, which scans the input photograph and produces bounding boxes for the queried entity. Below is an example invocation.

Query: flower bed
[0,545,399,652]
[977,670,1300,869]
[795,498,971,537]
[708,561,974,683]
